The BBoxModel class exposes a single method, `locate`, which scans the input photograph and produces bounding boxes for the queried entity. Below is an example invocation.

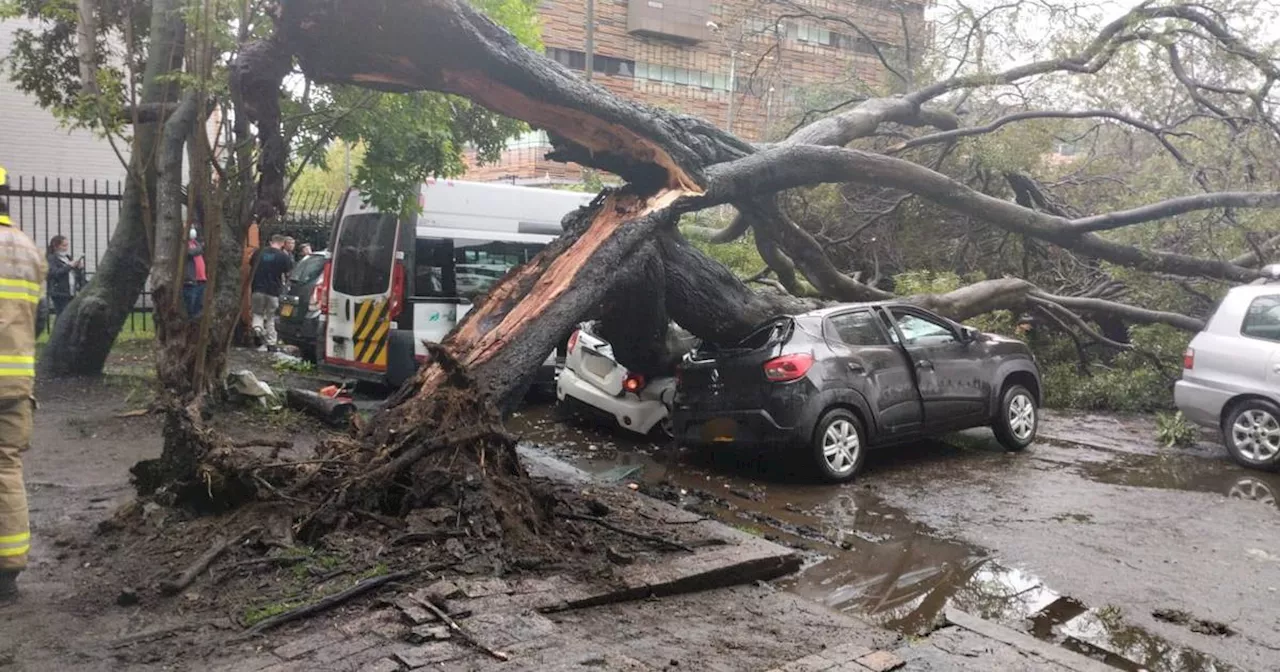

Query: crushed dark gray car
[673,302,1042,482]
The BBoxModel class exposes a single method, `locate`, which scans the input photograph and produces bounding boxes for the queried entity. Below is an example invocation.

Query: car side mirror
[960,326,980,343]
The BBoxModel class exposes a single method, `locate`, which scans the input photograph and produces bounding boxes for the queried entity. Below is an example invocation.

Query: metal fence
[8,175,342,335]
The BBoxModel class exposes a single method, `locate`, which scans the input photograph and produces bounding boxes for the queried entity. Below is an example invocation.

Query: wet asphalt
[506,404,1280,672]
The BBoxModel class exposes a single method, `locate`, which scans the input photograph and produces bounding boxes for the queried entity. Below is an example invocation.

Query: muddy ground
[515,406,1280,672]
[2,341,1277,671]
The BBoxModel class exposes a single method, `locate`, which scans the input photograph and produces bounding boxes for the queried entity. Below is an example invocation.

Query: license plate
[280,304,293,317]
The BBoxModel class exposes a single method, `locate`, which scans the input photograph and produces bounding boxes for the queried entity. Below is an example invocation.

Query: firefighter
[0,166,46,602]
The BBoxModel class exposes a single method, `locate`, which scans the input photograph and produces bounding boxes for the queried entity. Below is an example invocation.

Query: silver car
[1176,278,1280,471]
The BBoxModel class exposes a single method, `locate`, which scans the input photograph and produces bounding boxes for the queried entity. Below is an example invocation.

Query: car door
[824,310,923,436]
[884,307,989,428]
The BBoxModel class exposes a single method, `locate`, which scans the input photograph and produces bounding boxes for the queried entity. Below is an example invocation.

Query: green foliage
[272,357,315,374]
[1156,411,1199,449]
[4,0,543,217]
[688,230,763,277]
[1041,325,1189,413]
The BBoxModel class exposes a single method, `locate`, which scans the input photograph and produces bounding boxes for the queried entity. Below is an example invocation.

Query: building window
[546,47,637,78]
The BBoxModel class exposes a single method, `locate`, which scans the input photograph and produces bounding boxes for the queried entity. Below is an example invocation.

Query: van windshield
[332,214,397,296]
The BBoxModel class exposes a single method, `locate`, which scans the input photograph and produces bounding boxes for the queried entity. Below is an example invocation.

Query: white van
[316,179,595,387]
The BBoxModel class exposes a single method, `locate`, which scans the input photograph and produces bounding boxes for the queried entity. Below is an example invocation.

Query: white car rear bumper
[557,367,668,436]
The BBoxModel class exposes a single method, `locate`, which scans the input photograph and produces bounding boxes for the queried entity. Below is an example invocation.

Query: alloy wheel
[1232,409,1280,462]
[1008,393,1036,441]
[822,419,861,475]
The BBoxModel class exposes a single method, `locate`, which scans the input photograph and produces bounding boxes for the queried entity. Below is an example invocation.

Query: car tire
[993,384,1037,452]
[1224,400,1280,472]
[811,409,866,483]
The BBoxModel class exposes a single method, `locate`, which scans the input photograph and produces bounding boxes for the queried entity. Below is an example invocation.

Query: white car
[556,324,682,438]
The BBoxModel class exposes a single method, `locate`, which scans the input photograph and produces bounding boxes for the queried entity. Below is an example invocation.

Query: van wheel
[994,384,1037,452]
[1225,400,1280,472]
[811,409,866,483]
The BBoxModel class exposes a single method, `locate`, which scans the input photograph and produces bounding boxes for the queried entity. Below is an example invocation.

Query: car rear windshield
[700,318,793,356]
[289,255,327,285]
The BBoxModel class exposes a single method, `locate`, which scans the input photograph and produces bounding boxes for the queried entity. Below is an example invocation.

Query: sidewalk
[174,453,1103,672]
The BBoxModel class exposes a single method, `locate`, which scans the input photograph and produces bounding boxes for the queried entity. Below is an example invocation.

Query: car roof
[801,301,915,319]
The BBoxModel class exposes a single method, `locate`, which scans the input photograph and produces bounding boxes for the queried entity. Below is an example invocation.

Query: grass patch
[241,599,305,627]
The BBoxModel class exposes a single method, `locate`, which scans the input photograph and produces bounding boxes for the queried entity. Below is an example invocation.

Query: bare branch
[1069,192,1280,234]
[888,110,1194,164]
[695,145,1272,282]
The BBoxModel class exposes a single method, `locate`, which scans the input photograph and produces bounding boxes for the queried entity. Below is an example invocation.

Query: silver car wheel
[822,419,860,475]
[1229,477,1277,507]
[1232,409,1280,462]
[1008,393,1036,441]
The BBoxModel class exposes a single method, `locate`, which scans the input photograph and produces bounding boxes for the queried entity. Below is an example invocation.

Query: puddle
[1077,451,1280,512]
[509,404,1239,672]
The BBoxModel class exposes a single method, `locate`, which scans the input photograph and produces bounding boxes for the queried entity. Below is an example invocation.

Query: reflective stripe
[0,532,29,545]
[0,291,38,304]
[0,531,28,557]
[0,215,10,226]
[0,356,34,364]
[0,278,40,293]
[0,361,34,376]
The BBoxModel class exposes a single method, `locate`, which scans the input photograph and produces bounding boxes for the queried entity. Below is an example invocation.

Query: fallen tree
[149,0,1279,540]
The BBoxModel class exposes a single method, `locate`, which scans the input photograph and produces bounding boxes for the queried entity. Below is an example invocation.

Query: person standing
[297,242,313,259]
[250,234,294,350]
[282,236,296,258]
[0,166,46,602]
[183,227,208,319]
[45,235,84,315]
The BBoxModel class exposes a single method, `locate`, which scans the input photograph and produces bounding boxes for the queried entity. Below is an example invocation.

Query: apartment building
[466,0,926,182]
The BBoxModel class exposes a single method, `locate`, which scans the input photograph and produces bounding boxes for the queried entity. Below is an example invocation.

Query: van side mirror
[960,326,980,343]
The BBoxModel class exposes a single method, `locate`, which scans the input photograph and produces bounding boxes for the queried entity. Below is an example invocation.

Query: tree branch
[694,144,1270,282]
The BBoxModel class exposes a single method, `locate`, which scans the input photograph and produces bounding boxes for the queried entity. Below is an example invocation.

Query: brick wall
[464,0,925,182]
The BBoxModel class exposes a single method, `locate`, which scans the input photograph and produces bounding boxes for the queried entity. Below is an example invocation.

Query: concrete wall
[1,18,130,270]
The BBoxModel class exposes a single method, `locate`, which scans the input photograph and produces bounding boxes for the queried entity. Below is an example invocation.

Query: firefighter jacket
[0,217,45,399]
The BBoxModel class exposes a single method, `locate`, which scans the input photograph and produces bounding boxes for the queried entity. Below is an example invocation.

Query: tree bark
[42,0,185,376]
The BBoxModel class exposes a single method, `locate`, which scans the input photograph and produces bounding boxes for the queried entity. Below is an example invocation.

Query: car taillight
[567,329,580,354]
[309,284,322,313]
[389,261,405,320]
[763,353,814,382]
[623,373,646,394]
[1183,348,1195,370]
[318,261,332,315]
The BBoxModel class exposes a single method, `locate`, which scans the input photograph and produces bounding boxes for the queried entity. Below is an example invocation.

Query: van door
[325,212,400,373]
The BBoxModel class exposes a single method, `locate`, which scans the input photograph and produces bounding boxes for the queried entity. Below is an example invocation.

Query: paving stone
[309,635,382,664]
[394,642,467,668]
[768,654,836,672]
[359,658,404,672]
[338,611,406,639]
[272,631,341,660]
[854,650,905,672]
[458,577,511,598]
[822,643,874,664]
[208,654,282,671]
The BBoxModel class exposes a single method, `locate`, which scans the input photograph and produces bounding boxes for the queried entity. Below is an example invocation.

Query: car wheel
[1225,400,1280,472]
[994,385,1037,452]
[811,409,866,483]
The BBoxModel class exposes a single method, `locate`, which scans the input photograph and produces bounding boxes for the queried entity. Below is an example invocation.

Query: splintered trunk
[41,0,186,376]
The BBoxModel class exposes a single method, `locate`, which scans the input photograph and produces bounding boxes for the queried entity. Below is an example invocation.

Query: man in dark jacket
[250,235,294,349]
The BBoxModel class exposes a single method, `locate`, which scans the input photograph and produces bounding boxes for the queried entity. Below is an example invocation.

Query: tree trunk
[42,0,185,376]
